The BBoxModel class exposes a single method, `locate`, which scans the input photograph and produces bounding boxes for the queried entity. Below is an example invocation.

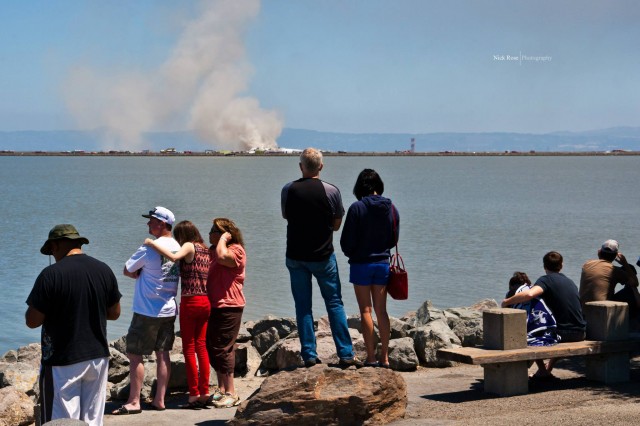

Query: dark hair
[598,250,617,262]
[543,251,563,272]
[212,218,245,247]
[353,169,384,200]
[172,220,206,248]
[506,271,531,298]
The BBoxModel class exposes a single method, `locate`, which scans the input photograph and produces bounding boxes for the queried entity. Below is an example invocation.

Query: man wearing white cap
[114,207,180,415]
[579,239,639,317]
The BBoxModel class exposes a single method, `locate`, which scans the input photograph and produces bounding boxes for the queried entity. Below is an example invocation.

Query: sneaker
[213,393,240,408]
[205,388,224,406]
[338,357,364,369]
[304,357,322,368]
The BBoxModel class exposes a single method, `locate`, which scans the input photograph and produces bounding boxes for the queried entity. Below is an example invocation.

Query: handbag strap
[391,203,399,255]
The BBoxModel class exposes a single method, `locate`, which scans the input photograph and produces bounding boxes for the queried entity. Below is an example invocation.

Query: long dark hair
[353,168,384,200]
[172,220,206,248]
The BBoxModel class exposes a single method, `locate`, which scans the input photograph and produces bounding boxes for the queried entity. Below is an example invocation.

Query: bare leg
[371,284,390,365]
[116,354,143,412]
[353,285,376,363]
[546,358,558,374]
[152,351,171,409]
[220,372,235,395]
[216,370,226,394]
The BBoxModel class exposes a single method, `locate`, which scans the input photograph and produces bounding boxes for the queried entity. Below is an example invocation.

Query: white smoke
[64,0,282,151]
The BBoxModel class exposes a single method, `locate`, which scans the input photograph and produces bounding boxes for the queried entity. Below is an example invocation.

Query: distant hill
[1,127,639,152]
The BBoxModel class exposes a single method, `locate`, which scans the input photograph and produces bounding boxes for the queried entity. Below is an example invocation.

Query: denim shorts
[349,262,389,286]
[126,313,176,355]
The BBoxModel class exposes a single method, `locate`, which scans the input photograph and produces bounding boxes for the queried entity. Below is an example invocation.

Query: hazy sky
[1,0,639,135]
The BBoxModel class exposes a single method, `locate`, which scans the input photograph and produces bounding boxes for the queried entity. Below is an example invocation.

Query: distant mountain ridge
[1,127,639,152]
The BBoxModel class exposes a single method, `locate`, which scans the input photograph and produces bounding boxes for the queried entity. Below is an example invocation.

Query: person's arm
[617,253,639,288]
[25,305,45,328]
[332,217,342,232]
[107,302,121,320]
[145,239,195,263]
[502,285,544,307]
[216,232,239,268]
[123,265,139,279]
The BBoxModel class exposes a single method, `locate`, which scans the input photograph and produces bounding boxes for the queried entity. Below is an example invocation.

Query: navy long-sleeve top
[340,194,399,264]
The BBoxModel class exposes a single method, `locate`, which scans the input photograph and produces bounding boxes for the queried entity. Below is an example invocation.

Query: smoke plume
[64,0,282,151]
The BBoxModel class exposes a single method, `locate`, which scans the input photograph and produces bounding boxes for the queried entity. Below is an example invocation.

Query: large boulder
[469,298,499,311]
[16,344,41,368]
[253,327,280,355]
[0,361,38,394]
[251,316,297,338]
[260,329,363,371]
[388,337,419,371]
[231,366,406,425]
[237,323,252,343]
[108,347,129,384]
[411,319,460,368]
[0,386,34,426]
[389,316,412,339]
[235,342,262,378]
[445,308,484,347]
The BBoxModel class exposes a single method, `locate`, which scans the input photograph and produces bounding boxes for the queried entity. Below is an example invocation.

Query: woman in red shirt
[206,218,246,408]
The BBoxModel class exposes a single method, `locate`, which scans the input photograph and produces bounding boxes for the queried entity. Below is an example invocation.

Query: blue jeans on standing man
[286,253,355,362]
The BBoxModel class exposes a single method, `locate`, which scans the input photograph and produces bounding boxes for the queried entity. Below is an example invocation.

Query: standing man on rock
[26,224,121,425]
[281,148,361,368]
[114,206,180,415]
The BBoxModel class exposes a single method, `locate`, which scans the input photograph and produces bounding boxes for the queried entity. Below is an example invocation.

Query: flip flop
[149,404,166,411]
[112,405,142,415]
[178,401,205,410]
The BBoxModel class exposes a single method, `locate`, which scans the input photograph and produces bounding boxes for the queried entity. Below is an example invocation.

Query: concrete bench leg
[483,361,529,396]
[586,352,630,383]
[584,301,630,384]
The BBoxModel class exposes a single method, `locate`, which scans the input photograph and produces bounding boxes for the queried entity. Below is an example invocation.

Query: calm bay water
[1,155,639,355]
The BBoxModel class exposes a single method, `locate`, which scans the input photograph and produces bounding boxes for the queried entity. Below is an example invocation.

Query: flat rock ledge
[230,365,407,425]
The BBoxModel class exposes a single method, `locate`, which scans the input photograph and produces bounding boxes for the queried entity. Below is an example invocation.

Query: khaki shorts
[126,313,176,355]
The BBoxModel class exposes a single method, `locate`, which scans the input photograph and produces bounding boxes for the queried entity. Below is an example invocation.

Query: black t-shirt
[535,272,586,333]
[281,178,344,261]
[26,254,122,366]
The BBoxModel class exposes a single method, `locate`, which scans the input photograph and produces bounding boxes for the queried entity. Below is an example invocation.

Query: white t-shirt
[125,236,181,317]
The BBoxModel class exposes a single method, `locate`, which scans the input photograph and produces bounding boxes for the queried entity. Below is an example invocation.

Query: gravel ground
[104,357,640,425]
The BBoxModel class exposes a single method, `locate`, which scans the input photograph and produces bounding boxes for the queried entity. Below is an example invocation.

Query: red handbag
[388,250,408,300]
[387,205,408,300]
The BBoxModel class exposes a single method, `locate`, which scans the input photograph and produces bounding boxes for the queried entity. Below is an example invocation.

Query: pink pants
[180,295,211,396]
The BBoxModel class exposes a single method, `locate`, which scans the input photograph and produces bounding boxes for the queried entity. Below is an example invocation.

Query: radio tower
[410,138,415,153]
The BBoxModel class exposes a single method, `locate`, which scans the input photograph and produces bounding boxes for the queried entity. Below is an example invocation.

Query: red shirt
[207,244,246,308]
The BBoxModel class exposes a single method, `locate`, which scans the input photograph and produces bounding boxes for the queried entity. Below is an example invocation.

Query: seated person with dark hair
[502,251,586,378]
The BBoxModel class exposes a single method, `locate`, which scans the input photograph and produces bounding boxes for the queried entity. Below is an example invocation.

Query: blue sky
[1,0,639,136]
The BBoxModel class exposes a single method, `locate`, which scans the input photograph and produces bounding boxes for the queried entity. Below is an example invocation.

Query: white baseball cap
[142,206,175,225]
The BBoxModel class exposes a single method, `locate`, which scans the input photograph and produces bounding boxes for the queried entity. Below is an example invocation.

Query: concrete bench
[437,301,640,396]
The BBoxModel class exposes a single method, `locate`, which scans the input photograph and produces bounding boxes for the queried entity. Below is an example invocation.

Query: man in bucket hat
[114,207,180,414]
[26,224,122,425]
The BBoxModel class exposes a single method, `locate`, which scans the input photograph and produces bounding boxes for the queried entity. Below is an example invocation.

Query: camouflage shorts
[126,313,176,355]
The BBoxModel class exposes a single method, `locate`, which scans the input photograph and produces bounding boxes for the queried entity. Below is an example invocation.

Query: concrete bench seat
[438,339,640,365]
[436,301,638,396]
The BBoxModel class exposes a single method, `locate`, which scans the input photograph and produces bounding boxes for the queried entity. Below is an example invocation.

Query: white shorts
[39,357,109,426]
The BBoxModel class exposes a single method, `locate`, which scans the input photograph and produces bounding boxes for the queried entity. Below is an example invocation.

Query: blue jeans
[286,253,354,361]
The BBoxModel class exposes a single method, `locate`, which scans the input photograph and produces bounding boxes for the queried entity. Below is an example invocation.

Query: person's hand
[220,232,232,244]
[617,253,628,265]
[144,238,154,246]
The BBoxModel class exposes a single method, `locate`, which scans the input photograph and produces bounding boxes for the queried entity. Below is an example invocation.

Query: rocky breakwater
[0,298,497,425]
